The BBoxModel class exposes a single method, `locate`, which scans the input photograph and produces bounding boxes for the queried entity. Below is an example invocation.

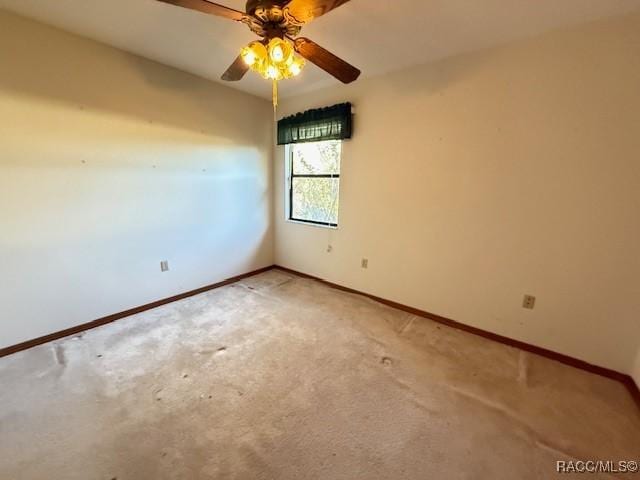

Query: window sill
[285,219,338,230]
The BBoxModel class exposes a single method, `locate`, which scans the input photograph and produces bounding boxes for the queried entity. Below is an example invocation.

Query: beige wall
[0,10,273,348]
[275,13,640,374]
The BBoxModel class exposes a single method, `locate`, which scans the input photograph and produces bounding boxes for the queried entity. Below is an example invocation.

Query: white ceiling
[1,0,639,100]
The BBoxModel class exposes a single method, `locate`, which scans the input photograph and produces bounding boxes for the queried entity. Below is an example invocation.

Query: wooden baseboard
[0,265,276,358]
[2,262,637,409]
[274,265,640,409]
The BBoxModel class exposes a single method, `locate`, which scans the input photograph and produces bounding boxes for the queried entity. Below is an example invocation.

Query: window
[286,140,341,227]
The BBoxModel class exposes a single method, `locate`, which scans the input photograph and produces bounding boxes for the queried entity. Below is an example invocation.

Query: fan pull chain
[272,79,278,116]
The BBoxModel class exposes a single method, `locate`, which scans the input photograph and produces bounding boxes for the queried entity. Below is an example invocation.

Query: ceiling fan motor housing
[245,0,289,15]
[244,0,302,38]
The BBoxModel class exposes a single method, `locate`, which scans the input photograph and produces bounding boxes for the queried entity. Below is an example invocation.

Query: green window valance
[277,102,352,145]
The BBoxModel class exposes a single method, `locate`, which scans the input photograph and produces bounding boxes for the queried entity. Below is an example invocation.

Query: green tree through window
[289,140,341,226]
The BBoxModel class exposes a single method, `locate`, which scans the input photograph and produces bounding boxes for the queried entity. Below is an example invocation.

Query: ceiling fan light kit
[157,0,361,110]
[241,38,306,108]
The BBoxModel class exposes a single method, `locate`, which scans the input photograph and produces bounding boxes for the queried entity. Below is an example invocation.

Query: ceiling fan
[156,0,361,106]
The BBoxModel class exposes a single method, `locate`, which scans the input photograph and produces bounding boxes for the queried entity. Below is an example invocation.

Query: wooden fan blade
[156,0,246,21]
[293,37,360,83]
[221,55,250,81]
[284,0,351,24]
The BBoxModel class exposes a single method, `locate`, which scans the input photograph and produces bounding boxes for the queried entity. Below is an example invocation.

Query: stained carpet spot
[154,388,163,401]
[381,356,393,366]
[215,347,227,355]
[53,344,66,367]
[517,352,530,386]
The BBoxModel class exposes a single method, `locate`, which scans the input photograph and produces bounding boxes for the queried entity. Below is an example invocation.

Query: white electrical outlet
[361,258,368,269]
[160,260,169,272]
[523,295,536,310]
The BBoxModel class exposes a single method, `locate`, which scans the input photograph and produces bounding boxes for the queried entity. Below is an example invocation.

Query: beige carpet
[1,269,638,479]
